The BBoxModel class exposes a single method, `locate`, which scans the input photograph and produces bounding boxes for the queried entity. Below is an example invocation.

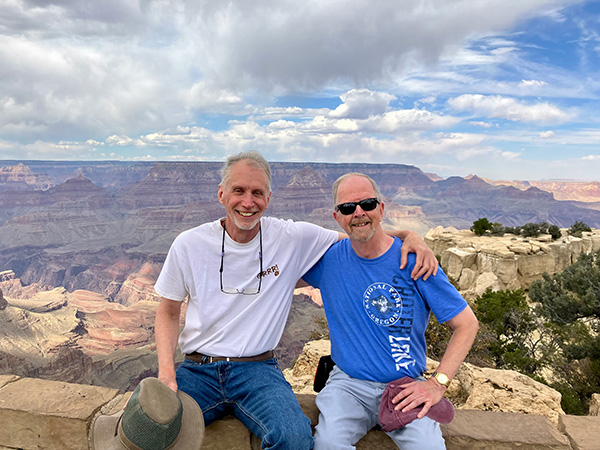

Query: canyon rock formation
[425,227,600,299]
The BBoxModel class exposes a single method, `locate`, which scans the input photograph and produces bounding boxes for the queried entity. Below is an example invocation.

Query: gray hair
[332,172,382,207]
[220,151,272,192]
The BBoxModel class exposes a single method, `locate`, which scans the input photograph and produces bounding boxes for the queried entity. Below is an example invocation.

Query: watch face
[435,372,449,385]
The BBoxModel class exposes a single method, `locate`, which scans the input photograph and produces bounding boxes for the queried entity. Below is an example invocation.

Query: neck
[222,218,260,244]
[350,231,394,259]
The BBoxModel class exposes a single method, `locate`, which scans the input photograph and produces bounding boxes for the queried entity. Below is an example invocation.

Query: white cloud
[107,135,135,146]
[329,89,396,119]
[187,81,247,112]
[520,79,547,88]
[539,130,555,138]
[469,121,493,128]
[448,94,572,124]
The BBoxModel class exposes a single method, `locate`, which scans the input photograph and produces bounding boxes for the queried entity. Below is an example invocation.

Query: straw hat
[91,377,204,450]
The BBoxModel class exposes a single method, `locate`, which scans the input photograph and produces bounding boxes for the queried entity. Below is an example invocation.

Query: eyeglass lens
[335,198,379,215]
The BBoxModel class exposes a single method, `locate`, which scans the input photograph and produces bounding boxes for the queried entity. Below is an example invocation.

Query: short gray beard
[231,215,260,231]
[349,226,376,243]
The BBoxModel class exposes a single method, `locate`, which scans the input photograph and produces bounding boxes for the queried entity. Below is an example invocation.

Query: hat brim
[91,390,204,450]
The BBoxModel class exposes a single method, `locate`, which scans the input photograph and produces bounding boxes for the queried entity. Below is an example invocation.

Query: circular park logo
[363,282,402,327]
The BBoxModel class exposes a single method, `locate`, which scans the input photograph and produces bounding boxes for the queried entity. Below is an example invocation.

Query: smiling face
[334,175,384,243]
[218,160,271,242]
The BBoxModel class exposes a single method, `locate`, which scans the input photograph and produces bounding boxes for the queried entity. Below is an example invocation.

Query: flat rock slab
[0,375,19,389]
[204,417,251,450]
[559,414,600,450]
[443,409,571,449]
[0,377,118,450]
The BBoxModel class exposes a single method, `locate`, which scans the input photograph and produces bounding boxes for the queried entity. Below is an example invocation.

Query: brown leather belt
[184,350,275,364]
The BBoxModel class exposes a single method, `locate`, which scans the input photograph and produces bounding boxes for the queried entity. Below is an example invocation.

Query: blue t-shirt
[303,237,467,383]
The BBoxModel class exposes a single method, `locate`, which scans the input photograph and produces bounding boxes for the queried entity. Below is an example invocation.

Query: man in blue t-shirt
[303,173,479,450]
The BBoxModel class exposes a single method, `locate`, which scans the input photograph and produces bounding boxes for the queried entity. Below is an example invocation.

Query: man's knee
[314,426,341,450]
[263,419,313,450]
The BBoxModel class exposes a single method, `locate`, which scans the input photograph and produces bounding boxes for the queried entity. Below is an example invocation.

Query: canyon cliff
[425,227,600,299]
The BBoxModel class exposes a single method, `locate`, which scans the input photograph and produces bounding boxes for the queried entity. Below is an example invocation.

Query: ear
[264,190,272,209]
[333,210,342,226]
[218,185,224,205]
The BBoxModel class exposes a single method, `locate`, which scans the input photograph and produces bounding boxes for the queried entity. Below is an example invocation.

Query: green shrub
[471,218,492,236]
[490,222,505,236]
[521,222,541,238]
[504,226,521,235]
[568,221,592,238]
[473,289,539,375]
[548,225,561,240]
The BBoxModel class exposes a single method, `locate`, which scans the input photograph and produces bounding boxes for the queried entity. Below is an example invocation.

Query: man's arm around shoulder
[337,229,439,280]
[388,229,438,280]
[155,297,183,392]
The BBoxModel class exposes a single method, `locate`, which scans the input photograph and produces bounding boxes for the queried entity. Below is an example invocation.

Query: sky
[1,0,600,181]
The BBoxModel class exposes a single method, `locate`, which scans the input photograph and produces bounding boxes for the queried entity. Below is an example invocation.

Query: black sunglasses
[335,197,380,215]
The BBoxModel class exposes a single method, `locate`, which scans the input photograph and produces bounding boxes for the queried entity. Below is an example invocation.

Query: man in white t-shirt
[154,151,438,449]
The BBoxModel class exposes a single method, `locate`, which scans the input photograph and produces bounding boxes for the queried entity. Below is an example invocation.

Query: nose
[353,205,367,216]
[240,191,254,207]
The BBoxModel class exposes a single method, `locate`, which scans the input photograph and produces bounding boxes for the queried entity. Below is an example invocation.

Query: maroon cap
[379,377,455,432]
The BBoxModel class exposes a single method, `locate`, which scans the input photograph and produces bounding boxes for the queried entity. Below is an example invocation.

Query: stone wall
[424,227,600,299]
[1,374,599,450]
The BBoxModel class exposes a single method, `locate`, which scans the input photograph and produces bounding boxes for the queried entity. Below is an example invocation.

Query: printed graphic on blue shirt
[363,282,402,326]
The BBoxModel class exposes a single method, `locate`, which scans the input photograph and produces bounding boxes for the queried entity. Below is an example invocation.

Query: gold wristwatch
[431,371,450,387]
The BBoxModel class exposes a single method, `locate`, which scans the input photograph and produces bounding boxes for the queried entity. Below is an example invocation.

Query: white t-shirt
[154,216,339,357]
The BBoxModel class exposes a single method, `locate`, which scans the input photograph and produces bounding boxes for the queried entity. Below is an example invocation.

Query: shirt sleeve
[154,235,189,301]
[414,266,467,324]
[302,256,324,288]
[284,220,338,280]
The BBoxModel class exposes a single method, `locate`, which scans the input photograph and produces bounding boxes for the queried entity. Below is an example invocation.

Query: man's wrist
[430,371,451,388]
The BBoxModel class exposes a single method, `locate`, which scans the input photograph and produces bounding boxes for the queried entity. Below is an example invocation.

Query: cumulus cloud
[520,79,548,88]
[448,94,572,123]
[329,89,396,119]
[539,130,555,138]
[469,121,494,128]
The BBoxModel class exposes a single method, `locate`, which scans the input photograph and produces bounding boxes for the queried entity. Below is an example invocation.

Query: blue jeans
[176,357,313,450]
[314,366,445,450]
